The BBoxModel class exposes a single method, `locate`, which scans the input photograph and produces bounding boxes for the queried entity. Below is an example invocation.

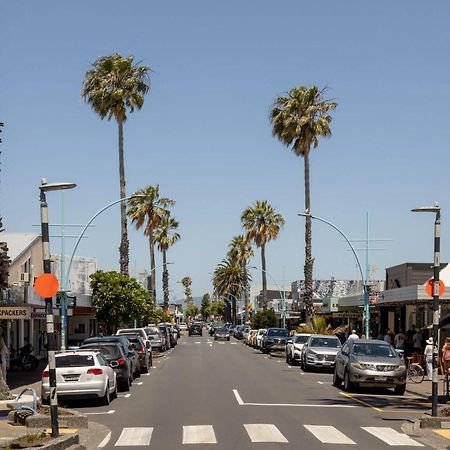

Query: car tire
[303,361,309,372]
[394,384,406,395]
[100,383,110,406]
[120,375,130,392]
[333,368,342,387]
[344,370,354,392]
[111,382,118,400]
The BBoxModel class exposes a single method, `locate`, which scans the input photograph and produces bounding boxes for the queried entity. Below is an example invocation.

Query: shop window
[74,323,85,334]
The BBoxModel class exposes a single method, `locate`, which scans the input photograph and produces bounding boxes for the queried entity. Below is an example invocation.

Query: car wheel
[344,370,354,392]
[135,367,141,378]
[100,383,110,406]
[394,384,406,395]
[120,375,130,392]
[303,361,309,372]
[333,368,342,387]
[111,382,118,400]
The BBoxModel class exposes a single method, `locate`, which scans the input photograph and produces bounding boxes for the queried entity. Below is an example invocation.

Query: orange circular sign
[34,273,59,298]
[425,278,445,297]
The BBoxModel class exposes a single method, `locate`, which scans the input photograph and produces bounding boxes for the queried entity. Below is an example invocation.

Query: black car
[189,323,202,336]
[79,342,132,391]
[261,328,289,354]
[120,334,152,373]
[209,322,223,336]
[214,327,230,341]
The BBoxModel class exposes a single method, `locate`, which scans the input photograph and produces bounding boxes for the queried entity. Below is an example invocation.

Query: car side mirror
[110,361,119,368]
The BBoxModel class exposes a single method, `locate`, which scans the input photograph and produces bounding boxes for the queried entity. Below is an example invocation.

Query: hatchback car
[301,335,341,371]
[285,333,311,365]
[42,351,117,405]
[214,327,230,341]
[333,339,407,394]
[116,328,152,351]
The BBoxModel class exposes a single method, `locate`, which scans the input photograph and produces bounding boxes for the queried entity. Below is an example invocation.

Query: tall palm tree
[82,53,150,276]
[212,257,250,325]
[270,86,337,319]
[228,235,253,323]
[241,200,285,309]
[128,185,175,300]
[154,214,180,311]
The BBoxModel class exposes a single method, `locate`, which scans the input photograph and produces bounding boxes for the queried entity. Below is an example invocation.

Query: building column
[19,319,25,347]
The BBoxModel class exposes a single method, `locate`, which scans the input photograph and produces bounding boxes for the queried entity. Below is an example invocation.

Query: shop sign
[333,312,363,319]
[0,306,31,320]
[31,310,47,319]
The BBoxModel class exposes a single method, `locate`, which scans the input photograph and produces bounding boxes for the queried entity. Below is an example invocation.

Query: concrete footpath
[406,375,450,400]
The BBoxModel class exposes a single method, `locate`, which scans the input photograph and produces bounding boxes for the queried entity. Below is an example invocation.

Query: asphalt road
[70,333,433,449]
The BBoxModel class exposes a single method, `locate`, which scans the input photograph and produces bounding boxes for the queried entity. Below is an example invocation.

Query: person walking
[394,329,407,350]
[442,337,450,372]
[424,337,434,380]
[348,330,359,341]
[413,328,423,353]
[0,335,9,384]
[384,329,393,345]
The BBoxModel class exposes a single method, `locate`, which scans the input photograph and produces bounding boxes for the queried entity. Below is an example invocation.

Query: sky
[1,1,450,302]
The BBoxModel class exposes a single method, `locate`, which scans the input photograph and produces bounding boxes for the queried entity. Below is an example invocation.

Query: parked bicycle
[9,344,38,371]
[406,359,425,383]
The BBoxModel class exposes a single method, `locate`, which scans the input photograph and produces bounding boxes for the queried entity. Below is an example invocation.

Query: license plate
[64,376,79,382]
[377,376,387,381]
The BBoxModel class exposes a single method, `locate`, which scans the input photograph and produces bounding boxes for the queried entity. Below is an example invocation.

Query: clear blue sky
[1,1,450,301]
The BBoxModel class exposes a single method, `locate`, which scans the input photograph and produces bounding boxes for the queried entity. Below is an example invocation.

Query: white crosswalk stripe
[115,427,153,446]
[244,424,288,443]
[183,425,217,444]
[304,425,356,444]
[362,427,423,446]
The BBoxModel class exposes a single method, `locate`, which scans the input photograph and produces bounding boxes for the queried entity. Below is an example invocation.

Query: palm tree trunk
[162,248,169,311]
[232,297,237,325]
[117,119,129,276]
[261,244,267,310]
[303,149,314,320]
[148,228,156,301]
[244,266,250,323]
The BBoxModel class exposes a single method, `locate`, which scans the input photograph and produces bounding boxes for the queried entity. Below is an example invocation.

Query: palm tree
[82,53,150,276]
[128,185,175,300]
[241,200,285,309]
[270,85,337,319]
[154,214,180,311]
[180,276,193,318]
[212,257,251,325]
[228,235,253,323]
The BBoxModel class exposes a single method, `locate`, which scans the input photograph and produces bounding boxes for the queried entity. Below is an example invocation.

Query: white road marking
[115,427,153,446]
[195,341,201,344]
[85,409,115,415]
[98,432,111,448]
[317,381,324,384]
[218,342,225,345]
[182,425,217,444]
[230,342,237,345]
[362,427,423,446]
[209,344,212,347]
[233,389,244,405]
[135,382,143,385]
[288,366,292,368]
[304,425,356,444]
[118,394,131,398]
[142,373,150,376]
[244,424,288,443]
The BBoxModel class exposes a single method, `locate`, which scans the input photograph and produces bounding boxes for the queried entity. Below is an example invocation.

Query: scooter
[9,344,38,371]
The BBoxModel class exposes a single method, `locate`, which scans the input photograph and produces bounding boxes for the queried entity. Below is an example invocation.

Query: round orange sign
[34,273,59,298]
[425,278,445,297]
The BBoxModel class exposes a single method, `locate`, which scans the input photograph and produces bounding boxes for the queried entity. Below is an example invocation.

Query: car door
[337,341,350,378]
[97,353,114,389]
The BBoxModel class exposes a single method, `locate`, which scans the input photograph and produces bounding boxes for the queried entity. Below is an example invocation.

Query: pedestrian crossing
[108,424,423,447]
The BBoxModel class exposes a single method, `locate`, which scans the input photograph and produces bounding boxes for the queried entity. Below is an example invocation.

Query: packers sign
[0,306,31,320]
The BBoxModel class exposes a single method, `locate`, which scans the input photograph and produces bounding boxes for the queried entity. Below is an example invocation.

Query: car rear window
[56,354,95,367]
[118,329,144,337]
[353,343,397,358]
[294,335,309,344]
[268,329,289,337]
[310,337,340,348]
[80,344,121,358]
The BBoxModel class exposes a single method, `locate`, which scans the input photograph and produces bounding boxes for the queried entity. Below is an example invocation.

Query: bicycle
[406,358,425,383]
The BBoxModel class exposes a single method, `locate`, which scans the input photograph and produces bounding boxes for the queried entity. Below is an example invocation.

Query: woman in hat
[424,337,434,380]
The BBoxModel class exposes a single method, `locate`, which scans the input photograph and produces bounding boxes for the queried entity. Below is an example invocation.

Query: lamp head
[411,203,440,213]
[40,179,76,192]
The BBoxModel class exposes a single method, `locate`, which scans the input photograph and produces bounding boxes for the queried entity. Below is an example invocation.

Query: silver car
[145,326,167,352]
[333,339,407,394]
[42,350,117,405]
[285,333,311,365]
[301,335,341,371]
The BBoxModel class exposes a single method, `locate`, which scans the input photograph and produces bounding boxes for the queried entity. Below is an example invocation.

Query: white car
[42,351,117,405]
[285,333,311,365]
[255,329,267,349]
[179,323,188,331]
[116,328,152,351]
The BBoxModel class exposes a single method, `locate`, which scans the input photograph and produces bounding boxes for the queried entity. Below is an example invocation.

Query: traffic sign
[34,273,59,298]
[425,278,445,297]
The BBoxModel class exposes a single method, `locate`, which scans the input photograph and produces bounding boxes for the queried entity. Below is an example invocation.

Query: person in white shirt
[348,330,359,340]
[424,337,434,380]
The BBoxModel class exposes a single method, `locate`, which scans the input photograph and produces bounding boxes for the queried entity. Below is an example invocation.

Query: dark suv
[189,323,203,336]
[261,328,289,354]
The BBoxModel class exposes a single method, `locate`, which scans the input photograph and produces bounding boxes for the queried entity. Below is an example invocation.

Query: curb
[406,388,430,399]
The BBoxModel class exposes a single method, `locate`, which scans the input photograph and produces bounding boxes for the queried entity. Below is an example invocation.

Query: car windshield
[79,344,121,359]
[309,337,340,348]
[294,335,309,344]
[56,354,95,367]
[216,328,228,333]
[352,343,397,358]
[268,329,289,337]
[145,327,159,335]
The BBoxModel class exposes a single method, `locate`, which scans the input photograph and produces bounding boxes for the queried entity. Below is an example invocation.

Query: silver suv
[301,335,341,371]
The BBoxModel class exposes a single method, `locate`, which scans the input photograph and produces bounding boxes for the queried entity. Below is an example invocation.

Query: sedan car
[214,327,230,341]
[285,333,311,365]
[301,335,341,371]
[179,323,188,332]
[42,351,117,405]
[333,339,406,394]
[261,328,289,354]
[145,326,167,352]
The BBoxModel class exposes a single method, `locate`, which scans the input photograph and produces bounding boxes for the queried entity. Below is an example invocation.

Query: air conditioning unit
[20,272,30,282]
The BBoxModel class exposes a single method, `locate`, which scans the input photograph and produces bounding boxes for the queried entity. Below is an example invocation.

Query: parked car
[116,328,152,351]
[242,327,251,343]
[301,335,341,371]
[255,329,267,349]
[214,327,230,341]
[179,323,188,332]
[285,333,311,365]
[159,323,177,347]
[82,335,141,380]
[189,323,203,336]
[333,339,407,394]
[42,350,117,405]
[79,342,133,391]
[123,335,152,373]
[209,322,223,336]
[234,325,245,340]
[145,326,167,352]
[261,328,289,354]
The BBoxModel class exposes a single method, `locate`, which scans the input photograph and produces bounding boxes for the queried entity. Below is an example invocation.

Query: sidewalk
[406,375,450,402]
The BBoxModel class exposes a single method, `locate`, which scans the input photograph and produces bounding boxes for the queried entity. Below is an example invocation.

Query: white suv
[285,333,311,365]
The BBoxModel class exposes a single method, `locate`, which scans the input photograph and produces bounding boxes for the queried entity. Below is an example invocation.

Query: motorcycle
[9,344,39,371]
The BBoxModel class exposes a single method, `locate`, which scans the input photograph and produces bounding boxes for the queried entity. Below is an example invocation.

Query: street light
[297,212,368,336]
[412,202,441,417]
[39,178,76,438]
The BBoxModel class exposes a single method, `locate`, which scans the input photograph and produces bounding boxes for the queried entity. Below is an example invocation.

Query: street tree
[154,213,180,311]
[128,185,175,300]
[181,276,193,305]
[206,299,225,320]
[270,85,337,319]
[82,53,150,276]
[251,309,276,329]
[186,304,199,319]
[241,201,284,309]
[90,270,151,332]
[200,293,211,319]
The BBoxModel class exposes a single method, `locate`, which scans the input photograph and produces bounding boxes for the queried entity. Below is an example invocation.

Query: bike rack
[12,387,38,415]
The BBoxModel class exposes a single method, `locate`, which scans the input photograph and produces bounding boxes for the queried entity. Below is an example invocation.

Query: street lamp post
[412,203,441,417]
[298,213,368,336]
[39,179,76,438]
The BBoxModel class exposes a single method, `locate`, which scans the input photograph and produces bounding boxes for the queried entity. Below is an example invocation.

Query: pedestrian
[394,329,407,350]
[424,337,434,380]
[384,329,393,345]
[0,334,9,384]
[442,337,450,372]
[348,330,359,340]
[413,328,423,353]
